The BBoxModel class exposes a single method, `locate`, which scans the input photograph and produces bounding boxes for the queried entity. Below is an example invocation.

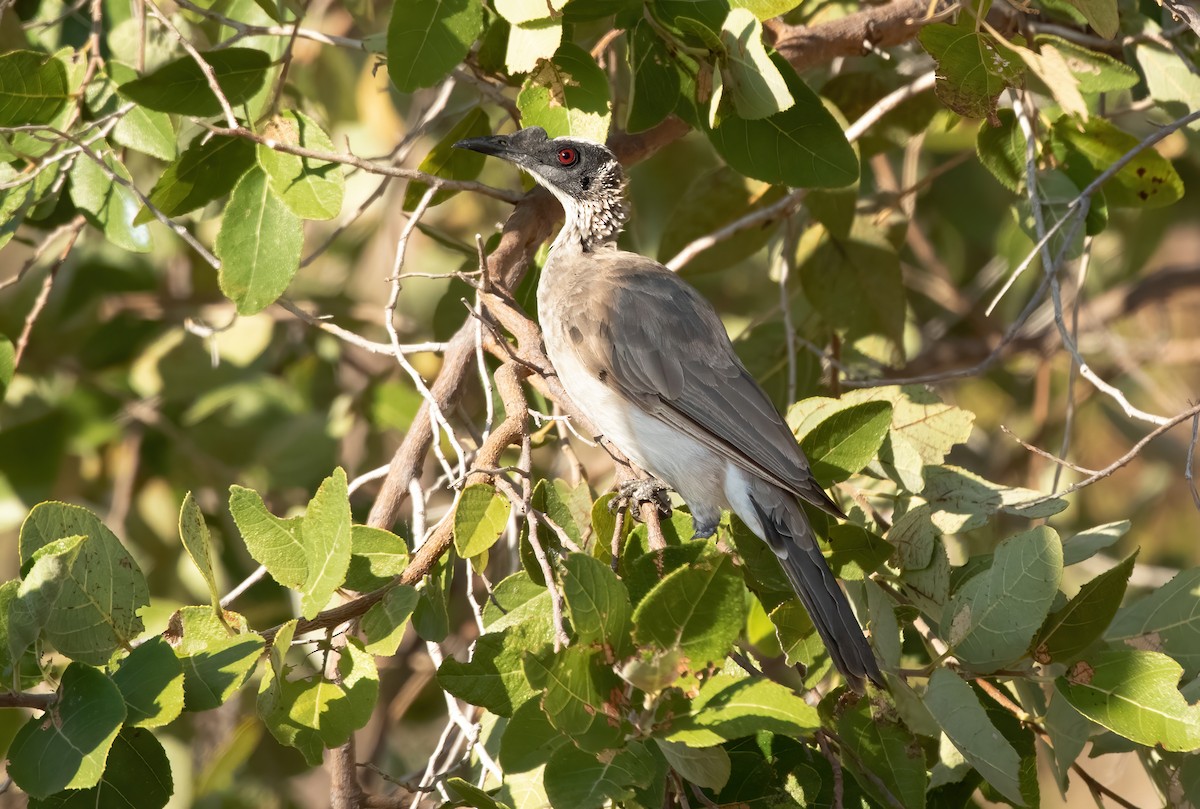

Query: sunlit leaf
[215,166,303,315]
[117,48,271,116]
[387,0,483,92]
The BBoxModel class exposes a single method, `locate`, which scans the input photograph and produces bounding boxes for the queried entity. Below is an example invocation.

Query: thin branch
[145,0,238,128]
[12,221,84,371]
[0,692,56,710]
[1000,425,1099,476]
[1187,409,1200,512]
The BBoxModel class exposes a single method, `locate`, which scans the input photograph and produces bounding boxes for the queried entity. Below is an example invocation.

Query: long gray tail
[749,497,884,692]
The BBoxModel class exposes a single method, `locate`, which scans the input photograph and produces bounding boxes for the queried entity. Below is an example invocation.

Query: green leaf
[8,663,126,798]
[660,674,821,746]
[499,699,567,772]
[111,636,185,728]
[1136,44,1200,125]
[298,468,353,619]
[9,536,82,664]
[517,42,612,141]
[769,600,823,668]
[1043,691,1096,791]
[1057,648,1200,752]
[926,667,1026,805]
[632,551,746,672]
[439,630,540,716]
[444,778,508,809]
[229,484,306,589]
[1034,550,1136,666]
[562,553,632,658]
[922,464,1066,533]
[403,108,491,209]
[1053,116,1184,209]
[344,525,409,592]
[68,149,152,253]
[139,134,257,223]
[977,109,1026,193]
[179,492,221,609]
[168,606,262,711]
[0,333,13,398]
[454,483,512,558]
[387,0,483,92]
[117,48,272,116]
[943,526,1063,672]
[257,110,345,220]
[706,53,857,188]
[29,727,173,809]
[215,166,303,315]
[730,0,802,19]
[543,742,655,809]
[1107,567,1200,680]
[1063,520,1128,566]
[837,697,927,809]
[505,19,563,75]
[524,646,625,751]
[626,20,680,134]
[103,62,176,161]
[919,19,1023,121]
[1036,35,1138,93]
[1059,0,1118,39]
[657,166,785,274]
[0,50,70,126]
[655,739,730,791]
[718,8,793,120]
[887,504,939,570]
[798,400,892,485]
[900,540,951,618]
[17,503,149,664]
[798,220,906,347]
[258,634,379,765]
[361,585,420,655]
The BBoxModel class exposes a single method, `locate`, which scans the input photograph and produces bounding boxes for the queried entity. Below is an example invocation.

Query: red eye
[557,148,578,166]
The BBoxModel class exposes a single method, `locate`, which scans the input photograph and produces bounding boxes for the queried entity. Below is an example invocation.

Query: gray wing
[559,249,842,517]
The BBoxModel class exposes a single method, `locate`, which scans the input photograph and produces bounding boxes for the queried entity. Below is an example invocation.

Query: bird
[455,126,883,691]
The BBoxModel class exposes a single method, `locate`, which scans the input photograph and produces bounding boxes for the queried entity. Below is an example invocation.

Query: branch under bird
[455,126,884,692]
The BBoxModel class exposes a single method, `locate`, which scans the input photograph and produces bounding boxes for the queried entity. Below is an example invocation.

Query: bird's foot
[691,517,719,540]
[610,477,673,519]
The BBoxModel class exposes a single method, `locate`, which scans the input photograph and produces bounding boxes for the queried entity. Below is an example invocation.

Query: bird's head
[454,126,628,250]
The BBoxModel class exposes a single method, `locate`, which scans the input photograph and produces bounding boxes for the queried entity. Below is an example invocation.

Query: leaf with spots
[1053,116,1184,209]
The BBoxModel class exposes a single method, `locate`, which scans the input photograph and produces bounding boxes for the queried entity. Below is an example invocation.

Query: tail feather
[749,498,884,692]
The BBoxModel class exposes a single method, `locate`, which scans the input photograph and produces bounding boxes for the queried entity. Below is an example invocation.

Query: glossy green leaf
[179,492,221,609]
[111,636,185,728]
[1107,567,1200,680]
[524,646,625,751]
[117,48,272,116]
[344,525,408,592]
[1034,550,1136,666]
[919,20,1023,121]
[517,43,612,141]
[798,219,906,346]
[543,742,655,809]
[257,110,345,220]
[68,149,152,253]
[626,20,680,133]
[29,727,173,809]
[229,483,306,589]
[977,108,1026,193]
[1056,648,1200,752]
[298,468,353,619]
[943,526,1063,672]
[139,134,257,223]
[798,400,892,485]
[660,674,820,746]
[215,166,303,315]
[838,697,927,809]
[17,503,148,665]
[8,663,126,798]
[454,483,512,558]
[706,53,857,188]
[439,630,540,716]
[0,50,69,126]
[562,552,632,658]
[719,8,792,120]
[387,0,483,92]
[404,108,491,209]
[926,667,1025,805]
[257,634,379,765]
[632,551,746,672]
[1053,116,1184,209]
[105,62,176,160]
[169,606,262,711]
[444,778,507,809]
[360,585,419,655]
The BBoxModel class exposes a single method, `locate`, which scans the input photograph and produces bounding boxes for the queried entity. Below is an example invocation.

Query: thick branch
[770,0,953,71]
